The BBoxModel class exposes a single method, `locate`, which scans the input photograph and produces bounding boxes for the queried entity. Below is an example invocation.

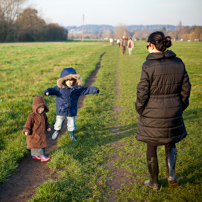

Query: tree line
[0,0,68,42]
[72,22,202,42]
[168,21,202,41]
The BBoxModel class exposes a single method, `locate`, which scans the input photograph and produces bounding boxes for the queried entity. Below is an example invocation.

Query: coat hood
[57,67,82,88]
[32,95,49,114]
[146,50,176,60]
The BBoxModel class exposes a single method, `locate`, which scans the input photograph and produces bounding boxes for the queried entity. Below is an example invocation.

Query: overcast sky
[27,0,202,27]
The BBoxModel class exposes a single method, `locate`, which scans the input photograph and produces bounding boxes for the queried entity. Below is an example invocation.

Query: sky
[26,0,202,27]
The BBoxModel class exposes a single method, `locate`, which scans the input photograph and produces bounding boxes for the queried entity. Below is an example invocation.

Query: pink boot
[40,155,50,162]
[32,156,41,160]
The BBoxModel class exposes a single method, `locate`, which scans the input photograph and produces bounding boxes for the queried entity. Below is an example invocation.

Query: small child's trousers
[31,148,45,156]
[129,48,133,55]
[54,115,76,132]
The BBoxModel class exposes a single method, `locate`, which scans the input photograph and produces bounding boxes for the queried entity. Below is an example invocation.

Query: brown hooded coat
[23,95,51,149]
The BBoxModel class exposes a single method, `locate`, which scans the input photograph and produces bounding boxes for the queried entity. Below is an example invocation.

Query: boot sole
[144,180,160,190]
[146,184,160,191]
[168,181,179,186]
[168,176,179,186]
[41,158,50,162]
[32,156,41,160]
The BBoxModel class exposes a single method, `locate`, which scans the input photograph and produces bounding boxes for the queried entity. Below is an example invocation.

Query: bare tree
[102,30,112,39]
[177,20,182,40]
[114,24,129,39]
[0,0,25,21]
[0,0,25,41]
[168,31,178,41]
[133,30,140,40]
[177,21,182,32]
[141,27,150,40]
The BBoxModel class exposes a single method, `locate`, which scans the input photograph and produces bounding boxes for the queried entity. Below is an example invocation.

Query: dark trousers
[122,46,126,54]
[147,143,176,158]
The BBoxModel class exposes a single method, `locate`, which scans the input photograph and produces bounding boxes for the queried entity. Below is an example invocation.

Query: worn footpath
[0,55,103,202]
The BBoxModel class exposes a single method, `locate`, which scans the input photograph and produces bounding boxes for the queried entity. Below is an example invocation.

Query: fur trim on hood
[57,68,83,88]
[32,95,49,114]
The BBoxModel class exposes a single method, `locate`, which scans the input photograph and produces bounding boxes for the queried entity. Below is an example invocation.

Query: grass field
[0,41,202,201]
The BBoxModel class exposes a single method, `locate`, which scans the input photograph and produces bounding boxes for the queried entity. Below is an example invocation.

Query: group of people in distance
[117,36,135,55]
[23,31,191,191]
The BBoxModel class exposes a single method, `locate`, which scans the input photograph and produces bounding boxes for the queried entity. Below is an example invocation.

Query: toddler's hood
[57,67,82,88]
[32,95,49,114]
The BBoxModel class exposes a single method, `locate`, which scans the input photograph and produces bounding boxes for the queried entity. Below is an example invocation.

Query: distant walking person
[117,38,121,47]
[127,37,134,55]
[110,38,114,45]
[121,36,128,55]
[44,67,99,141]
[23,95,51,162]
[135,31,191,190]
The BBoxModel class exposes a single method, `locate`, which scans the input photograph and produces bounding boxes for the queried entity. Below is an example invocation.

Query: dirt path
[0,53,104,202]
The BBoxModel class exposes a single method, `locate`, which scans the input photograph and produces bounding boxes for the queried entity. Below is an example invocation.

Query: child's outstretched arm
[80,86,99,95]
[44,86,59,96]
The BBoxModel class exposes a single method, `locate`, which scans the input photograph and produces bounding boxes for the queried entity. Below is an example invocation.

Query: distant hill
[65,24,177,33]
[66,24,114,34]
[127,25,177,32]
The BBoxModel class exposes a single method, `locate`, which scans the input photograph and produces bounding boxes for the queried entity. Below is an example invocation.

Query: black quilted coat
[135,50,191,146]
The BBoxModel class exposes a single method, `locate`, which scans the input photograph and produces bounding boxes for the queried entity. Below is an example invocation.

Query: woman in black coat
[135,31,191,190]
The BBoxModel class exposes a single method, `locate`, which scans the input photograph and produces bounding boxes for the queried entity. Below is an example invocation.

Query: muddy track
[0,53,105,202]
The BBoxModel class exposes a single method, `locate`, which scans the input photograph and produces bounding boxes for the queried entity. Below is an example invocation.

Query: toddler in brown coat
[23,95,51,162]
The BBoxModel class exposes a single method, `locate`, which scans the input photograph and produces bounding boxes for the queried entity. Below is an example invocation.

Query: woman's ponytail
[147,32,172,52]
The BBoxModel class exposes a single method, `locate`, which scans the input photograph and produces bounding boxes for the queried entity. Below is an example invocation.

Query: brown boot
[144,157,160,190]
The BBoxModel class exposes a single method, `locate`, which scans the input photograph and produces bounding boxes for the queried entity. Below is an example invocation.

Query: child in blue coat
[44,67,99,141]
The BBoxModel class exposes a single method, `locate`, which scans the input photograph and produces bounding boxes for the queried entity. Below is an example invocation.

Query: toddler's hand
[45,92,49,96]
[47,128,51,132]
[25,132,28,136]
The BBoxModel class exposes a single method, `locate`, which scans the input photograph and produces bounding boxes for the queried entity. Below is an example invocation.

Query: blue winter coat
[44,68,99,117]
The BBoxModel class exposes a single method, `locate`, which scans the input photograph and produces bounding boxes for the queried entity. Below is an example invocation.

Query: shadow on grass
[173,108,202,186]
[52,122,137,165]
[108,123,137,134]
[183,108,202,121]
[179,160,202,185]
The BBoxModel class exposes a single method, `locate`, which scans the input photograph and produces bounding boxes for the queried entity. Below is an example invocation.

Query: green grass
[0,41,109,183]
[0,41,202,201]
[101,41,202,201]
[28,45,119,202]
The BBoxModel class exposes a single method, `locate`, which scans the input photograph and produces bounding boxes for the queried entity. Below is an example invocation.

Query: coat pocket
[31,134,41,144]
